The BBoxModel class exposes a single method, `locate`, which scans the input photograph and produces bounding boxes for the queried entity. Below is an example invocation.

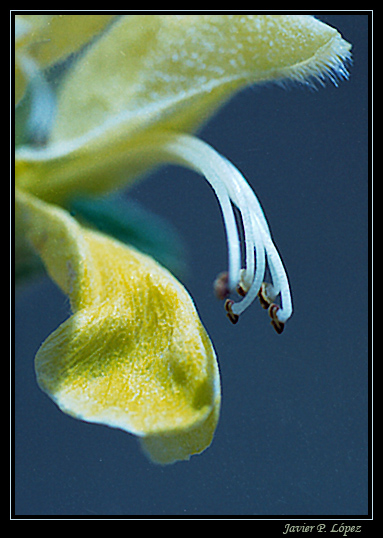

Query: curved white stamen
[160,135,241,291]
[159,133,293,327]
[217,154,292,323]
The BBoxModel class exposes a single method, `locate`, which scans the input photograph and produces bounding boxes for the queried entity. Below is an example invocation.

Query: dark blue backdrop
[14,14,369,516]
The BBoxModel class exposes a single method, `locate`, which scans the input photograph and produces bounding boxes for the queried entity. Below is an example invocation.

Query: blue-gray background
[14,14,369,517]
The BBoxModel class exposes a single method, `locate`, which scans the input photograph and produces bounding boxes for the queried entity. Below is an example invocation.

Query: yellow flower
[15,15,351,463]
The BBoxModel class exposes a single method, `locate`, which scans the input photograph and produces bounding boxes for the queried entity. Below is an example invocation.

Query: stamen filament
[158,133,293,329]
[161,135,241,291]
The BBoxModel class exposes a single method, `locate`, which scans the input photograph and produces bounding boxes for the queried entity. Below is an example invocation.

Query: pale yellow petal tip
[255,16,352,88]
[285,32,352,88]
[139,397,220,465]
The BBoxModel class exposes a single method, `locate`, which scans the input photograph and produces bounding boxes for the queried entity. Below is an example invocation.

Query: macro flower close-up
[15,14,352,462]
[14,13,369,517]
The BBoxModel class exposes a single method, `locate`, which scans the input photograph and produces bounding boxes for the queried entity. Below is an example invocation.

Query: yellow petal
[15,15,351,203]
[14,15,115,106]
[16,15,115,68]
[53,15,352,141]
[16,190,220,464]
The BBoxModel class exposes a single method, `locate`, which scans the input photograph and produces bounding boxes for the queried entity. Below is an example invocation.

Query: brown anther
[224,299,239,324]
[214,271,230,300]
[270,319,284,334]
[236,268,250,297]
[268,303,284,334]
[258,282,272,310]
[236,282,248,297]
